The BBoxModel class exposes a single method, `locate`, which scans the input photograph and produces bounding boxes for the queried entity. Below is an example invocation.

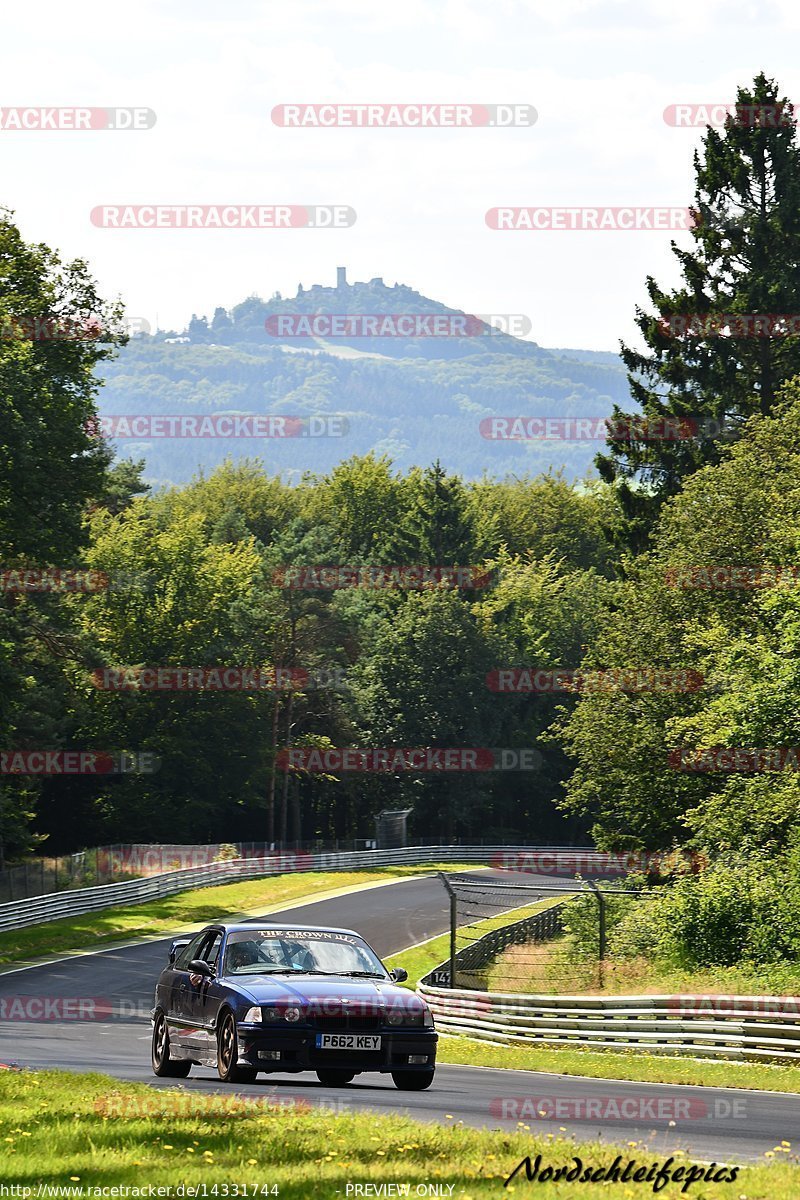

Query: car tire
[217,1011,258,1083]
[151,1011,192,1077]
[391,1069,435,1090]
[315,1069,356,1086]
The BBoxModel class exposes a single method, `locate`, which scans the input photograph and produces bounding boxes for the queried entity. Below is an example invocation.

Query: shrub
[609,850,800,969]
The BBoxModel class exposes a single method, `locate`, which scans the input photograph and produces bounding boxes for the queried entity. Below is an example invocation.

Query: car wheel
[315,1069,356,1086]
[151,1011,192,1077]
[391,1069,435,1091]
[217,1011,258,1083]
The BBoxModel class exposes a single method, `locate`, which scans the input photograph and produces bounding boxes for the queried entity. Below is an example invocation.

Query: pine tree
[598,72,800,546]
[401,462,478,566]
[210,306,233,336]
[188,313,209,341]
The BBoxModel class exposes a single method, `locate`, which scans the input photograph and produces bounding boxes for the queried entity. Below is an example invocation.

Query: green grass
[0,1068,797,1198]
[486,937,800,997]
[389,899,800,1097]
[0,864,479,968]
[386,897,568,989]
[437,1035,800,1095]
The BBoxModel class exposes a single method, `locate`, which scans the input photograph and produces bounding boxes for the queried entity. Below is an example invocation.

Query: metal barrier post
[438,872,458,989]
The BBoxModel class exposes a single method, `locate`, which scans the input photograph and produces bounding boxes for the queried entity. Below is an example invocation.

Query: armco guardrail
[0,846,583,933]
[418,985,800,1063]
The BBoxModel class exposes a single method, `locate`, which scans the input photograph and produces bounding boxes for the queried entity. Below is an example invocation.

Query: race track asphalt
[0,869,795,1165]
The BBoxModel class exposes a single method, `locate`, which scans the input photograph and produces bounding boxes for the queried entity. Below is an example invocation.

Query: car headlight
[243,1005,295,1023]
[386,1007,431,1028]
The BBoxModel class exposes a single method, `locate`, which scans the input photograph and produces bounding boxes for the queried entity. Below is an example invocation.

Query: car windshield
[223,928,388,977]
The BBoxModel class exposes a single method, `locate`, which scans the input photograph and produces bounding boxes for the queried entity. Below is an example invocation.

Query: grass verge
[0,1068,796,1198]
[487,938,800,997]
[385,897,567,989]
[437,1035,800,1095]
[0,864,478,968]
[388,901,800,1097]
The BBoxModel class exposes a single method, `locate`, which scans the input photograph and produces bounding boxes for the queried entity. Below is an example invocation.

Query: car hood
[230,975,422,1008]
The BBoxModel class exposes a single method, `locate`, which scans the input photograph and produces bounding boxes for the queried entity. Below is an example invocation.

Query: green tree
[306,455,409,561]
[352,589,505,839]
[598,73,800,545]
[468,473,618,572]
[560,377,800,850]
[211,306,233,337]
[397,461,481,565]
[67,494,266,842]
[0,211,124,858]
[187,314,209,341]
[0,210,124,561]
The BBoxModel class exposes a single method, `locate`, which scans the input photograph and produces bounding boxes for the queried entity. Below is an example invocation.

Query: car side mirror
[169,938,190,964]
[390,967,408,983]
[187,959,215,977]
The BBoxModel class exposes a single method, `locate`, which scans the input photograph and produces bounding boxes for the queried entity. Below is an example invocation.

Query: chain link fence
[431,873,650,992]
[0,840,594,902]
[0,848,126,903]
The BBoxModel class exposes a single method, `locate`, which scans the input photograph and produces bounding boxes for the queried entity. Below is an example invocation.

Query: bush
[610,850,800,969]
[560,878,642,962]
[213,843,239,862]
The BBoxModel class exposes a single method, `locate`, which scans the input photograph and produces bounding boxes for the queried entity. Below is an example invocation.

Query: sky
[2,0,799,351]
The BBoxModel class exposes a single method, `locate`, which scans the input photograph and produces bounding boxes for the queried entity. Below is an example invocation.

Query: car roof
[207,922,363,937]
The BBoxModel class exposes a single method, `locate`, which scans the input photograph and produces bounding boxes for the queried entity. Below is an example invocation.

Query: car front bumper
[236,1022,438,1073]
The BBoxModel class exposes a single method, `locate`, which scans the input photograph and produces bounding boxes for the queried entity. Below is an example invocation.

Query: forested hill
[97,273,628,486]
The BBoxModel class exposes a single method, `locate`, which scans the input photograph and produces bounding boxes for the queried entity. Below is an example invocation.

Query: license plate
[315,1033,381,1051]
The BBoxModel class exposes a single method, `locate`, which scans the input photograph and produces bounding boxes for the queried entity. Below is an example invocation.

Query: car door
[185,929,224,1062]
[167,931,206,1050]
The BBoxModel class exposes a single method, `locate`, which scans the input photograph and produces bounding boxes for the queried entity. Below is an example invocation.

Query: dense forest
[4,73,800,924]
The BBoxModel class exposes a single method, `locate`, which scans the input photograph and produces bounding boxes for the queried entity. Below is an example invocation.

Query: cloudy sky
[2,0,798,350]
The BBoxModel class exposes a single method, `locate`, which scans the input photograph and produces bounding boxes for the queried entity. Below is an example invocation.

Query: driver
[227,939,268,970]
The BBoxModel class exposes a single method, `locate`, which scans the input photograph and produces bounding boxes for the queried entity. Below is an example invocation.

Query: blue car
[151,921,437,1090]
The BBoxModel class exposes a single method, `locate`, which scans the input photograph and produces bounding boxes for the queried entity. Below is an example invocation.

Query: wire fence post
[438,872,458,989]
[585,879,606,989]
